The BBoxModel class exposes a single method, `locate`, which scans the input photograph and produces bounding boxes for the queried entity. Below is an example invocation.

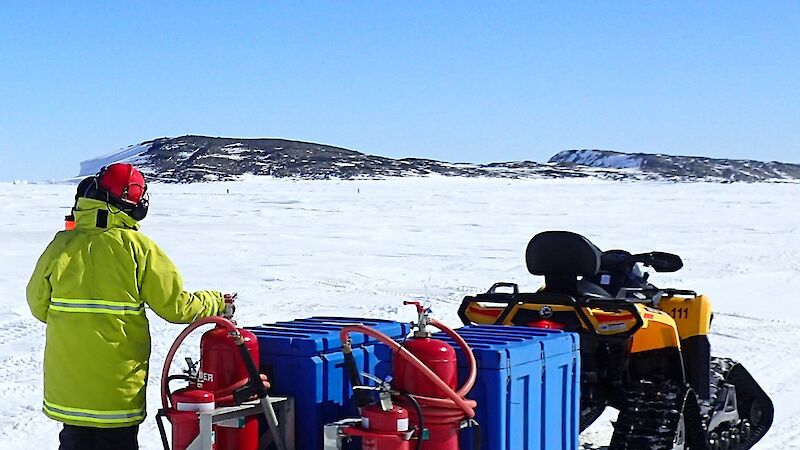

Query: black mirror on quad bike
[635,251,683,273]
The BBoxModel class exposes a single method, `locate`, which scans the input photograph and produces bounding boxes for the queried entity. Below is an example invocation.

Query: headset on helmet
[84,163,150,221]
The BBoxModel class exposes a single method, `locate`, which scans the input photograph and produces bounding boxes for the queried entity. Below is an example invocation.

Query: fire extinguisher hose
[339,320,478,418]
[430,318,477,399]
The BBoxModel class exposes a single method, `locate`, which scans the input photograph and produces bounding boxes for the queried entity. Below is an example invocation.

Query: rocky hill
[77,136,800,183]
[550,149,800,182]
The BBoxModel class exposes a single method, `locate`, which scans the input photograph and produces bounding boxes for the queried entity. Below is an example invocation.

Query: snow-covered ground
[0,177,798,449]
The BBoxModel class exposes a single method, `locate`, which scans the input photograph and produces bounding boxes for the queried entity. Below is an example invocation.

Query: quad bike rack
[458,282,646,339]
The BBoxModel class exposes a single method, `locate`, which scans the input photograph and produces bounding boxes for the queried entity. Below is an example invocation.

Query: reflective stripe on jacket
[27,198,224,428]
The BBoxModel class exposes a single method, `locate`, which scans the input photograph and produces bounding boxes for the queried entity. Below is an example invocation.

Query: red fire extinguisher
[340,301,478,450]
[198,321,261,450]
[165,388,216,450]
[352,400,412,450]
[393,302,461,449]
[157,296,286,450]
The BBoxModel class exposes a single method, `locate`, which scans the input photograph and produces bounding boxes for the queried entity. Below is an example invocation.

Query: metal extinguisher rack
[157,301,295,450]
[186,397,296,450]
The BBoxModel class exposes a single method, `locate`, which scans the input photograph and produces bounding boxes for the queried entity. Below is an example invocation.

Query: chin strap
[96,210,109,228]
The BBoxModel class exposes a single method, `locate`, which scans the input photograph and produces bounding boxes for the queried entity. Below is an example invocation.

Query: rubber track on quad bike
[580,403,607,432]
[609,379,707,450]
[701,357,774,449]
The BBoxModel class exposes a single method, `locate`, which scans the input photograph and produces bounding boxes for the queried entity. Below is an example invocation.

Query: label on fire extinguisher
[196,370,214,388]
[397,418,409,432]
[360,417,409,431]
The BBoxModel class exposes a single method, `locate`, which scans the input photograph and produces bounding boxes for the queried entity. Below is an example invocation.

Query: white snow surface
[0,177,798,449]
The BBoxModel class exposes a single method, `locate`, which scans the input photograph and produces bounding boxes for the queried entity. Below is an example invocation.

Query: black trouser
[59,424,139,450]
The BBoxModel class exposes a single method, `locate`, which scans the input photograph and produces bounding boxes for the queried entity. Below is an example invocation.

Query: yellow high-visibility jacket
[26,198,224,428]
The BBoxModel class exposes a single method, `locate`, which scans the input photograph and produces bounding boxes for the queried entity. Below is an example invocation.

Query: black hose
[470,419,481,450]
[166,374,194,391]
[236,341,267,399]
[343,347,372,407]
[343,347,362,387]
[167,374,194,383]
[155,409,170,450]
[396,391,424,450]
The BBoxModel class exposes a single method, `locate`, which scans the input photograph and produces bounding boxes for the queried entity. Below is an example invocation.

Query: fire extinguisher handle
[403,300,426,313]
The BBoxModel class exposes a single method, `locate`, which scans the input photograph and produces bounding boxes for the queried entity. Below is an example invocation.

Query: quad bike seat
[526,231,612,299]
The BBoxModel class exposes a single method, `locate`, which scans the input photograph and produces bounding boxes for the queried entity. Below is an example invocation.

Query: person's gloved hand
[222,293,237,318]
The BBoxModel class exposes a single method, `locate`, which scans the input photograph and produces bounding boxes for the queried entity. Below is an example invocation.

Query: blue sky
[1,1,798,181]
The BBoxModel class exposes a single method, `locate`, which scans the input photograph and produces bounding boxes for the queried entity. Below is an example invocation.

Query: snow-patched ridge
[549,149,646,169]
[77,136,800,183]
[550,149,800,182]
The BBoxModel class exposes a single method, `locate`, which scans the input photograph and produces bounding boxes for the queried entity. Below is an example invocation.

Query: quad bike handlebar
[602,250,684,274]
[615,286,698,302]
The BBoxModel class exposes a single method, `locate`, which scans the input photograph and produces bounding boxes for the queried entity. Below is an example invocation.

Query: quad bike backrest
[526,231,603,295]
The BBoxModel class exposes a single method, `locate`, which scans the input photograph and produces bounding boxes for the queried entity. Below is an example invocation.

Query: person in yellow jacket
[27,163,227,450]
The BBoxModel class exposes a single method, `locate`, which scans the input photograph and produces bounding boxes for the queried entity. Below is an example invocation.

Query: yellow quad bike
[459,231,773,450]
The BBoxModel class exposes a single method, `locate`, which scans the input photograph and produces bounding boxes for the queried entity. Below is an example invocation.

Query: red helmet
[97,163,147,205]
[86,163,150,221]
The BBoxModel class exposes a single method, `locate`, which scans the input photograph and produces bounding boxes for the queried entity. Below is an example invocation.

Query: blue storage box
[375,325,580,450]
[247,317,411,450]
